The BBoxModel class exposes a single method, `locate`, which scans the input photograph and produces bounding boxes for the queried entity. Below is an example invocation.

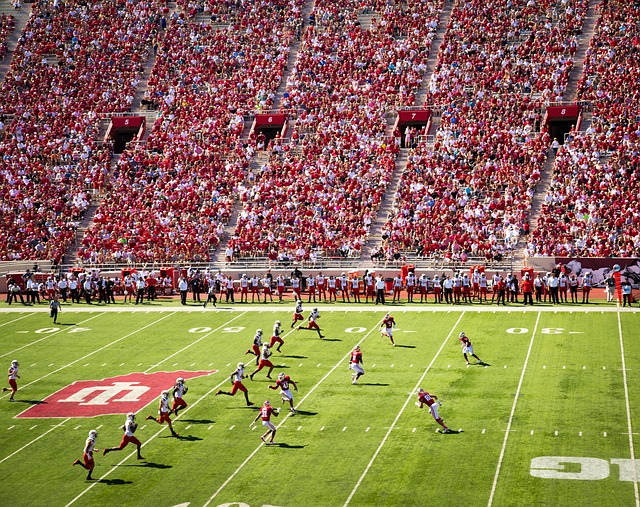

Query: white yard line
[0,312,34,330]
[64,311,273,505]
[617,312,640,507]
[0,418,69,464]
[487,312,541,507]
[343,312,465,507]
[0,313,105,359]
[202,318,385,507]
[0,313,176,401]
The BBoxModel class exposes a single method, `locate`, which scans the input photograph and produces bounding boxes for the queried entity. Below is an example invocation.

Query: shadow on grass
[95,478,134,485]
[177,419,214,424]
[174,435,203,442]
[271,443,306,449]
[319,338,342,342]
[11,399,43,405]
[117,462,172,469]
[58,323,77,326]
[436,429,463,435]
[291,410,317,416]
[280,355,307,359]
[394,345,416,349]
[360,383,389,387]
[476,361,491,367]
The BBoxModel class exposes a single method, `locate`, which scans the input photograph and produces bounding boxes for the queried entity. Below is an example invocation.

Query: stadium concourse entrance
[107,116,146,154]
[544,105,582,146]
[395,109,431,148]
[252,113,287,151]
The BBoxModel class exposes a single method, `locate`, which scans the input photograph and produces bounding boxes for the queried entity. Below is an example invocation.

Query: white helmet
[459,332,466,338]
[278,372,285,380]
[264,400,271,406]
[275,320,281,325]
[297,300,302,304]
[257,329,262,335]
[237,362,245,369]
[242,273,247,278]
[88,430,98,439]
[418,387,424,393]
[11,359,18,366]
[176,377,184,384]
[313,308,318,312]
[354,345,360,351]
[385,313,390,318]
[127,412,135,421]
[263,343,270,349]
[161,390,169,398]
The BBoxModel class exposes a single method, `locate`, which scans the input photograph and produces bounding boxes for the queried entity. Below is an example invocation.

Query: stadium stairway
[0,0,31,82]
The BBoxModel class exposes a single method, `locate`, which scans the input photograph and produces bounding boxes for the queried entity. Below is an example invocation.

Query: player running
[245,329,263,365]
[297,307,325,338]
[269,320,285,352]
[73,430,99,480]
[169,377,188,417]
[145,390,179,436]
[291,300,304,328]
[2,359,20,401]
[349,345,365,385]
[215,363,255,406]
[269,372,299,413]
[103,413,144,459]
[416,388,451,433]
[251,400,280,445]
[458,332,482,365]
[249,343,275,380]
[380,313,396,346]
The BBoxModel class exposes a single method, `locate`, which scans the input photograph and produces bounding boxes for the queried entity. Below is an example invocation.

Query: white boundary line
[343,312,465,506]
[487,311,541,507]
[66,313,297,506]
[0,418,70,465]
[0,312,176,401]
[617,311,640,507]
[0,312,34,329]
[202,318,385,507]
[0,312,105,359]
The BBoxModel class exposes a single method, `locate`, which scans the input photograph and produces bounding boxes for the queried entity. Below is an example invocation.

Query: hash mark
[543,365,546,369]
[604,432,607,437]
[137,363,143,366]
[390,364,394,368]
[96,425,102,430]
[48,363,54,367]
[7,425,14,430]
[190,363,196,367]
[30,363,36,367]
[297,426,302,431]
[320,426,325,431]
[410,364,413,368]
[365,427,370,432]
[119,363,125,367]
[554,431,558,436]
[101,363,107,367]
[74,425,81,430]
[412,428,416,433]
[530,430,534,435]
[342,427,347,432]
[173,363,178,366]
[84,363,90,367]
[29,425,37,430]
[229,425,235,431]
[317,363,321,367]
[207,425,213,430]
[579,432,582,437]
[299,364,303,367]
[583,366,586,369]
[372,364,376,368]
[140,425,147,430]
[563,366,566,369]
[482,429,486,434]
[185,425,192,430]
[251,426,257,431]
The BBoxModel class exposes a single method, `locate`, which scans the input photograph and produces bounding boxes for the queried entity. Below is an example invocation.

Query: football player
[269,321,285,352]
[245,329,263,365]
[169,377,188,416]
[73,430,99,480]
[297,308,325,338]
[459,332,482,365]
[416,388,451,433]
[215,362,254,406]
[291,300,304,328]
[146,390,179,436]
[251,400,279,445]
[103,413,144,459]
[268,372,298,412]
[349,346,364,384]
[380,313,396,346]
[249,344,274,380]
[2,359,20,401]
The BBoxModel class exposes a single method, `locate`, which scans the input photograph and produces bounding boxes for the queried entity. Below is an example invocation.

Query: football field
[0,303,638,507]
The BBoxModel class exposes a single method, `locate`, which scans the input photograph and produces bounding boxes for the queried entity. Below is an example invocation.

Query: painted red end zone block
[16,370,217,419]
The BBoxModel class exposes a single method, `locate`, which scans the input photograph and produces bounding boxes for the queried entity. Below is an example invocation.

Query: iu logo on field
[16,370,217,419]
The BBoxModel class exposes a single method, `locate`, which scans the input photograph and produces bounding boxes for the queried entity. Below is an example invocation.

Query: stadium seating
[0,14,15,60]
[527,1,640,258]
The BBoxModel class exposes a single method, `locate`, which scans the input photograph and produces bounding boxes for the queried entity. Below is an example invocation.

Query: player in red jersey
[103,413,144,459]
[459,332,482,365]
[416,388,451,433]
[251,400,280,445]
[297,308,325,338]
[2,359,20,401]
[169,377,188,416]
[269,372,298,412]
[145,390,179,436]
[215,363,255,406]
[249,344,274,380]
[349,345,365,384]
[73,430,99,480]
[291,300,304,328]
[245,329,263,365]
[269,321,285,352]
[380,313,396,346]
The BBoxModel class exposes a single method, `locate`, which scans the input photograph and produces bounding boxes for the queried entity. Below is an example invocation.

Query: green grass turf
[0,305,638,507]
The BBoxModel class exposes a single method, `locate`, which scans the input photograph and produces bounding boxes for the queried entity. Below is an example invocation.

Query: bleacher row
[0,0,638,266]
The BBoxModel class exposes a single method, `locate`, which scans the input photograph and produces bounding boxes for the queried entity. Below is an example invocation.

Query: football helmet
[263,343,270,349]
[257,329,262,335]
[176,377,184,384]
[161,390,169,398]
[275,320,281,326]
[418,388,424,393]
[11,359,18,366]
[237,362,245,369]
[88,430,98,439]
[127,412,136,421]
[354,345,360,351]
[278,373,285,380]
[459,332,466,338]
[313,308,318,312]
[264,400,271,406]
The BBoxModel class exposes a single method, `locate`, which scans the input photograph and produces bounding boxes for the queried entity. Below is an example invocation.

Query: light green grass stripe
[618,311,640,506]
[343,311,466,507]
[488,311,541,507]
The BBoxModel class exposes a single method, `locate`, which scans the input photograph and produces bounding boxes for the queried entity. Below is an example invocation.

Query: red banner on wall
[546,105,581,120]
[397,109,431,125]
[111,116,145,129]
[254,114,287,127]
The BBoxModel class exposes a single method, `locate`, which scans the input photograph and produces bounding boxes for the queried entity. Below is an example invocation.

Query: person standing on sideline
[103,413,144,460]
[416,388,451,433]
[349,345,365,384]
[521,274,534,306]
[135,276,146,305]
[73,430,99,480]
[459,332,482,365]
[203,280,217,308]
[251,400,279,445]
[49,297,62,324]
[582,271,593,303]
[375,276,386,305]
[2,359,20,401]
[548,273,560,304]
[178,276,189,305]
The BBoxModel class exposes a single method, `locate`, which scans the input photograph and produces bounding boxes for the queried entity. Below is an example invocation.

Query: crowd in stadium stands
[527,1,640,258]
[78,0,304,263]
[381,0,589,261]
[228,0,444,261]
[0,14,15,60]
[0,0,161,263]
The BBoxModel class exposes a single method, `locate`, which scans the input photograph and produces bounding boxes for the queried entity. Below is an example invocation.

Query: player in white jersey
[215,363,254,406]
[73,430,100,480]
[146,390,179,436]
[2,359,20,401]
[103,413,144,459]
[169,377,188,416]
[297,308,325,338]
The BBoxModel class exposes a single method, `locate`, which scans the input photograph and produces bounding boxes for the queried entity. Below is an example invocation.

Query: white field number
[35,327,59,334]
[531,457,640,481]
[189,327,212,333]
[345,327,367,333]
[506,328,564,335]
